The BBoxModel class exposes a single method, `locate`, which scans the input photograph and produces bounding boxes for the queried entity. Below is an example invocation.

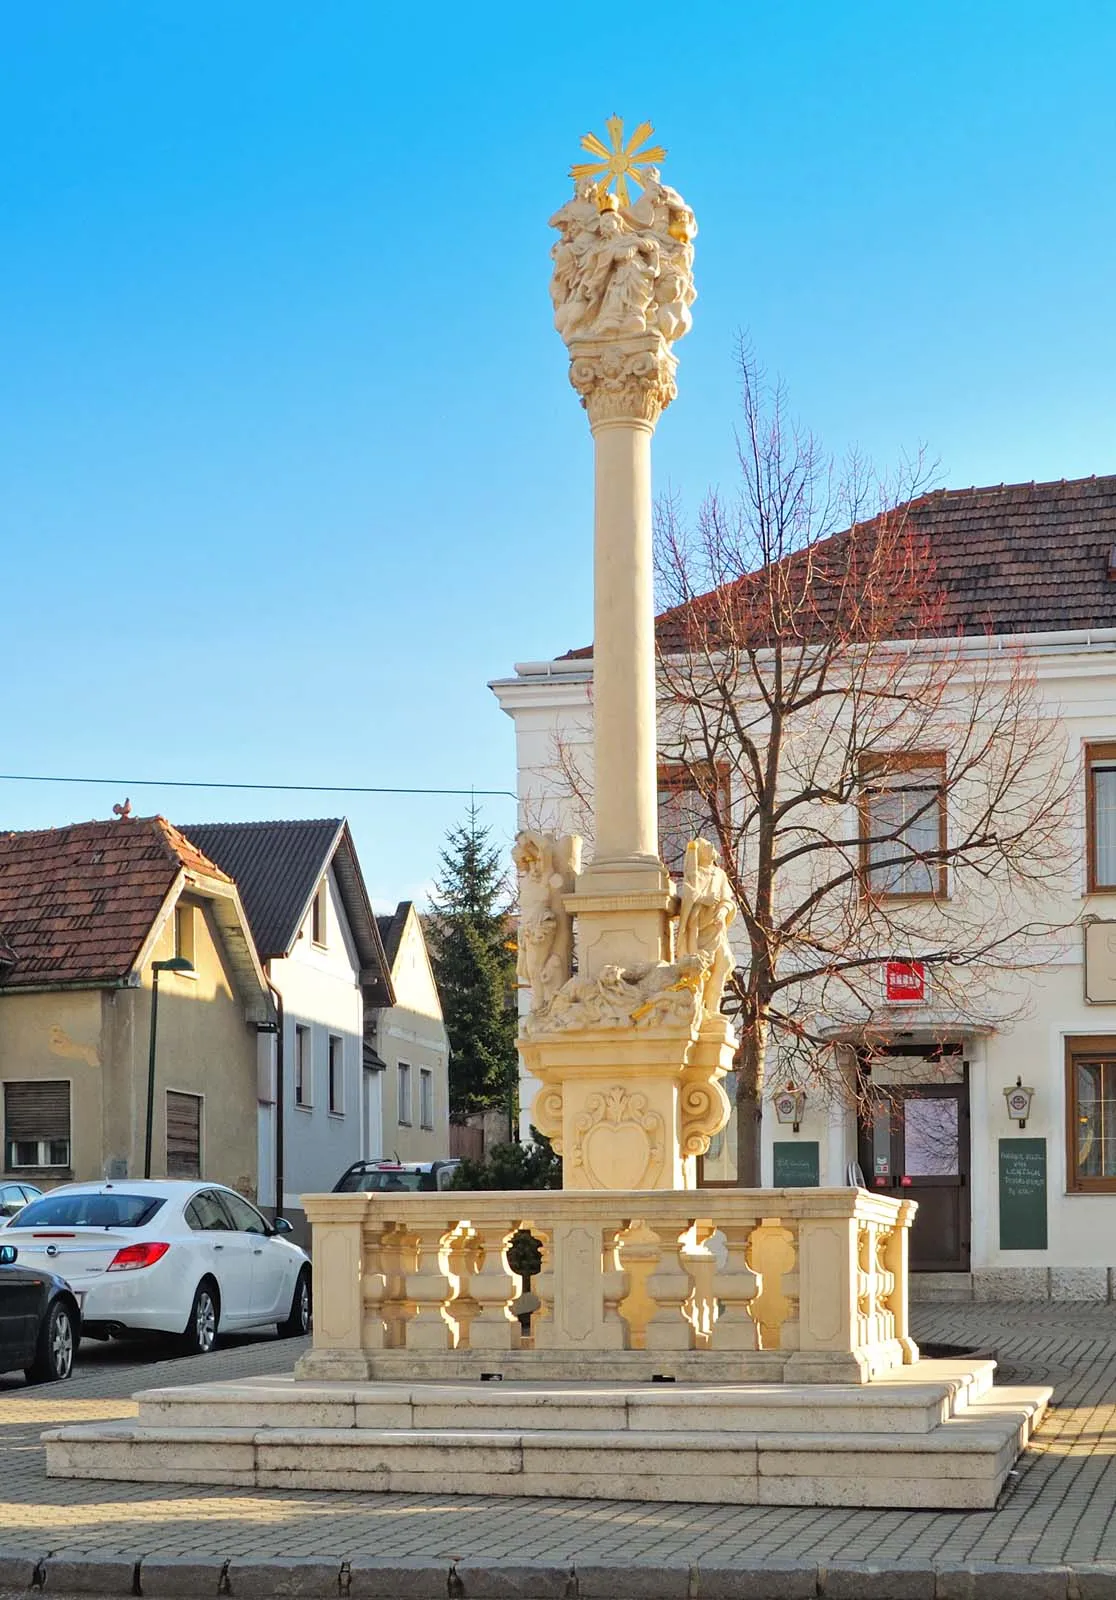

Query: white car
[0,1181,42,1226]
[1,1180,311,1354]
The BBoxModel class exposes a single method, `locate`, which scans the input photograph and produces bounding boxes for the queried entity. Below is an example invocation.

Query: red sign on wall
[884,960,926,1003]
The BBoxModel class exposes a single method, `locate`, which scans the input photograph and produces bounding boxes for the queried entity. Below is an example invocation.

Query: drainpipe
[266,980,285,1223]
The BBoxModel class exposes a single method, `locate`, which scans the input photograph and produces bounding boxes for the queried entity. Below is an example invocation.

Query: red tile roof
[0,816,231,990]
[566,473,1116,657]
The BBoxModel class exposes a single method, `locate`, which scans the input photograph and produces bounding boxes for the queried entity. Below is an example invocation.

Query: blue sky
[3,3,1114,909]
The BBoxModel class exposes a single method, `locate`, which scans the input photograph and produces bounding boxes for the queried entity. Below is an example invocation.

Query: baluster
[601,1220,629,1348]
[874,1227,897,1345]
[708,1216,759,1351]
[858,1221,883,1350]
[883,1198,919,1363]
[360,1220,391,1349]
[680,1220,719,1348]
[467,1220,519,1350]
[378,1220,410,1348]
[615,1219,658,1350]
[747,1218,798,1350]
[523,1219,552,1350]
[401,1218,453,1350]
[640,1223,692,1352]
[441,1221,478,1350]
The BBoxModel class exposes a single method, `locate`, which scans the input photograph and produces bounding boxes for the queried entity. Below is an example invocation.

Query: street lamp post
[144,956,195,1179]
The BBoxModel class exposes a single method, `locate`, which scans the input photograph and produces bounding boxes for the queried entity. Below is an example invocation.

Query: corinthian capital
[567,336,678,428]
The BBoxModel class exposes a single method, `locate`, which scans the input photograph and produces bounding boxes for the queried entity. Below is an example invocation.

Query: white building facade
[184,819,394,1237]
[492,475,1116,1301]
[371,902,451,1163]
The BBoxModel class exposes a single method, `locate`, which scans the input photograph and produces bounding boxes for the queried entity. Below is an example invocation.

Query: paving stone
[935,1564,1069,1599]
[688,1563,818,1599]
[348,1558,451,1598]
[574,1564,692,1598]
[1076,1565,1116,1598]
[0,1555,38,1592]
[820,1561,936,1599]
[140,1559,231,1597]
[228,1559,341,1596]
[41,1556,137,1594]
[453,1563,572,1598]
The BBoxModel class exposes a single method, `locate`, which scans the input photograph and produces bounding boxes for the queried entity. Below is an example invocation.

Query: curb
[0,1552,1107,1600]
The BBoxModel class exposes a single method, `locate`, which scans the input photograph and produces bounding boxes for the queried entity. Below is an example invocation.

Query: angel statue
[513,831,582,1012]
[676,839,736,1019]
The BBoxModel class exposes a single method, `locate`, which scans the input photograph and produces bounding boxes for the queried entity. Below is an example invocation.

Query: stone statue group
[548,167,698,347]
[514,830,736,1036]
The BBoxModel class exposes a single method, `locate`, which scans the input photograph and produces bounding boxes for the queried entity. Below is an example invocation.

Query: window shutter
[4,1081,70,1141]
[166,1091,202,1178]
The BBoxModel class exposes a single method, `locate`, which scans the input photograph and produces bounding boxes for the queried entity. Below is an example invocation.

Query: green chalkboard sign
[999,1138,1047,1251]
[773,1140,820,1187]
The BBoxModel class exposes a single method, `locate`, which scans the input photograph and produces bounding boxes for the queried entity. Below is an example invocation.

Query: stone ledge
[912,1268,1116,1304]
[0,1553,1111,1599]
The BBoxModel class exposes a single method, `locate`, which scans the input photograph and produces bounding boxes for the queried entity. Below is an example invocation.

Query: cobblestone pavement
[0,1305,1115,1583]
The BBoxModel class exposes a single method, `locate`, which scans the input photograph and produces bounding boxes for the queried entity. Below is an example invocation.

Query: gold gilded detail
[571,115,667,209]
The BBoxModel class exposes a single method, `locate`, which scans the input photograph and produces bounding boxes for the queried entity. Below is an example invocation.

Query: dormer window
[312,881,327,947]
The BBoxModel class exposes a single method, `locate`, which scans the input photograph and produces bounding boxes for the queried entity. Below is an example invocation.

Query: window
[420,1068,434,1130]
[4,1080,71,1171]
[295,1025,312,1107]
[311,881,327,946]
[398,1062,412,1126]
[1067,1037,1116,1191]
[328,1035,344,1115]
[17,1192,165,1229]
[860,753,947,899]
[166,1091,202,1178]
[219,1189,269,1235]
[174,901,196,967]
[1086,743,1116,892]
[185,1190,233,1231]
[657,763,729,877]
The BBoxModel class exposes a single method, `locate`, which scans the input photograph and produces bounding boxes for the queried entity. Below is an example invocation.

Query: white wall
[492,640,1116,1292]
[257,866,370,1215]
[375,908,451,1162]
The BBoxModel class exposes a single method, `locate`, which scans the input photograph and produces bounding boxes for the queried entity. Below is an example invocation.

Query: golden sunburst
[570,115,667,209]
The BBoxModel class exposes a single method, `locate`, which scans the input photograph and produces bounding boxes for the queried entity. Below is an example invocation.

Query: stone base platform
[43,1359,1050,1510]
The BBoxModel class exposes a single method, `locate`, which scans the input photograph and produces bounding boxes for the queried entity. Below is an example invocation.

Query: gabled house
[372,902,450,1161]
[183,819,394,1228]
[492,472,1116,1301]
[0,816,271,1195]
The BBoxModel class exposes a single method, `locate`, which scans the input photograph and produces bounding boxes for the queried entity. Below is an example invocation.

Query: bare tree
[652,347,1077,1185]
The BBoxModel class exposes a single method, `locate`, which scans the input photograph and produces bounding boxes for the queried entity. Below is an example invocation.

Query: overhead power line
[0,772,517,800]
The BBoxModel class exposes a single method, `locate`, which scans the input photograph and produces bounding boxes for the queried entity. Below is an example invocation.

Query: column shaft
[592,418,658,867]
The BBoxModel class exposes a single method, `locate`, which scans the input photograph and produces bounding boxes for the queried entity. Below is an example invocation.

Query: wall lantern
[774,1083,807,1134]
[1003,1077,1035,1129]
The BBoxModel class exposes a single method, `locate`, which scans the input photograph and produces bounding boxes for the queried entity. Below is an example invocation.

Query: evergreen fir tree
[427,806,518,1119]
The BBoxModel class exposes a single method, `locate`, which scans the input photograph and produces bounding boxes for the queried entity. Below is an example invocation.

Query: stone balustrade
[297,1188,917,1386]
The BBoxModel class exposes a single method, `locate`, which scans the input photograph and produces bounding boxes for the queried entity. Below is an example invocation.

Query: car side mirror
[272,1216,294,1235]
[0,1245,17,1265]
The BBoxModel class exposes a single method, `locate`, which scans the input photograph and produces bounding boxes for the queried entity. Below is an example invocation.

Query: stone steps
[42,1361,1051,1509]
[126,1359,997,1436]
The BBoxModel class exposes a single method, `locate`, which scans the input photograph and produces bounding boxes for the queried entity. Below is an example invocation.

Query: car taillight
[107,1242,171,1272]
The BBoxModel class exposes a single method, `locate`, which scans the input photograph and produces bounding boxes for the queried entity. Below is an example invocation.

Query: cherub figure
[513,831,581,1011]
[676,839,736,1019]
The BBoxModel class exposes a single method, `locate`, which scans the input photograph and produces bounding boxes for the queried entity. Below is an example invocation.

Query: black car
[0,1243,80,1383]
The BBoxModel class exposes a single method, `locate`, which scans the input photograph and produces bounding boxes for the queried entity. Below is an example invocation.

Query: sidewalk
[2,1303,1116,1596]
